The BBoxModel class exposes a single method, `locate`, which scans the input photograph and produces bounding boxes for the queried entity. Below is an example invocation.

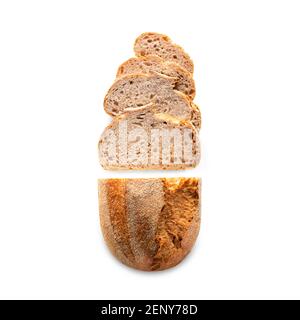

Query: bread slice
[98,177,201,271]
[99,107,200,170]
[117,56,196,99]
[104,73,200,129]
[134,32,194,74]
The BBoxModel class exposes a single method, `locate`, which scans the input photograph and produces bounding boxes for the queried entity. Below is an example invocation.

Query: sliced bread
[104,73,200,129]
[134,32,194,74]
[99,107,200,170]
[117,56,196,99]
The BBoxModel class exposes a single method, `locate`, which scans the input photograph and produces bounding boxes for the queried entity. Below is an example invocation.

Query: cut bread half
[104,74,200,129]
[117,56,196,99]
[98,178,201,271]
[134,32,194,74]
[99,107,200,170]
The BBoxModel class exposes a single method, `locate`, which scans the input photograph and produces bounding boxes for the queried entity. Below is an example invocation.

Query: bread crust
[98,179,136,268]
[98,178,201,271]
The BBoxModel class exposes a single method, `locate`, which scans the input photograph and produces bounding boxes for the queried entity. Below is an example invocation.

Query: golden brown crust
[151,178,200,270]
[98,178,201,271]
[98,180,136,268]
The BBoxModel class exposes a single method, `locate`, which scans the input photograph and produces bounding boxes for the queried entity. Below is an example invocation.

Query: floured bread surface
[134,32,194,74]
[104,74,200,128]
[117,56,196,99]
[98,178,201,271]
[98,108,200,170]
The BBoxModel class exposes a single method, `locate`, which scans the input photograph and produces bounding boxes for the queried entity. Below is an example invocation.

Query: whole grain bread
[104,73,200,129]
[134,32,194,74]
[99,107,200,170]
[98,178,201,271]
[117,56,196,99]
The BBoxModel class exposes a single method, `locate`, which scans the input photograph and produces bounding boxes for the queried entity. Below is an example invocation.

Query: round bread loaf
[98,177,201,271]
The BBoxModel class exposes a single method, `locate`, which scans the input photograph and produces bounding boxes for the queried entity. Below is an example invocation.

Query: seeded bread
[134,32,194,74]
[104,74,200,129]
[98,107,200,170]
[117,56,196,99]
[98,178,201,271]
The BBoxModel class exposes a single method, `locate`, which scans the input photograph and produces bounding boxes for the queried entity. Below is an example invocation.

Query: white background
[0,0,300,300]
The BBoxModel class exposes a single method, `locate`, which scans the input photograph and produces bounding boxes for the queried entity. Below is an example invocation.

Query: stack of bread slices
[99,32,201,170]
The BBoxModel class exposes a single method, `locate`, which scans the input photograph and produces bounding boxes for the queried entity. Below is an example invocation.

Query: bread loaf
[97,34,202,272]
[104,73,200,129]
[98,178,201,271]
[117,56,196,99]
[98,107,200,170]
[134,32,194,74]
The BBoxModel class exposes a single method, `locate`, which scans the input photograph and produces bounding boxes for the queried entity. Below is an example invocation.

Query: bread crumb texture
[98,178,201,271]
[116,56,196,99]
[134,32,194,74]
